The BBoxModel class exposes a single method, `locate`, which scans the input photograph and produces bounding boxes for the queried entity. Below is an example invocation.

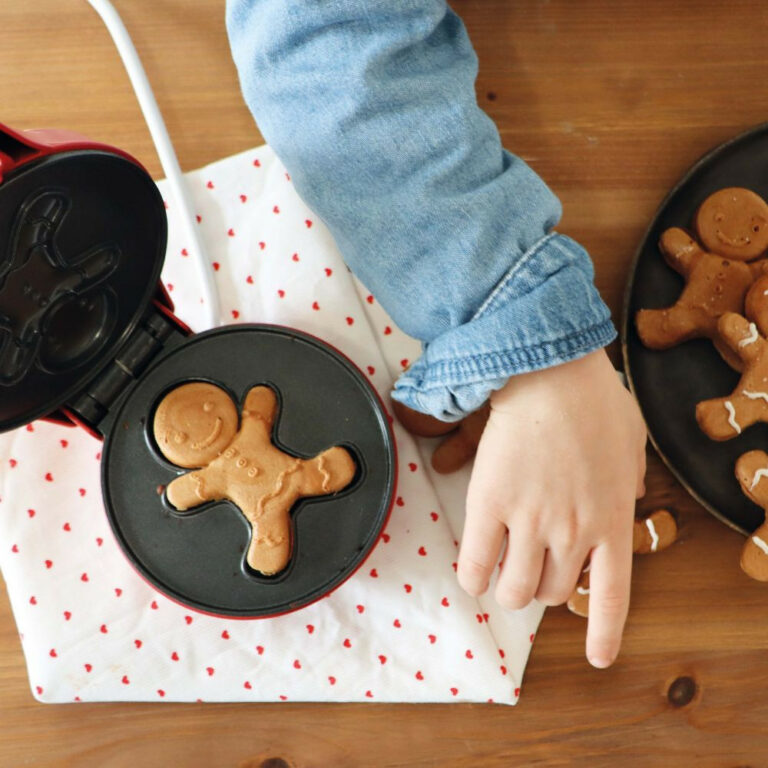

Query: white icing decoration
[576,586,590,595]
[751,536,768,556]
[725,401,742,434]
[750,467,768,490]
[743,390,768,403]
[739,322,759,347]
[646,518,659,552]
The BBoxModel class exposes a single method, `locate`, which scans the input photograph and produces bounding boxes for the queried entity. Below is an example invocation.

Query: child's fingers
[457,512,506,596]
[533,546,589,607]
[585,534,633,669]
[494,535,546,611]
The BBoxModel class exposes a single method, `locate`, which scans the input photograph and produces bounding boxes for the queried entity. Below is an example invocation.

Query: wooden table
[2,1,767,765]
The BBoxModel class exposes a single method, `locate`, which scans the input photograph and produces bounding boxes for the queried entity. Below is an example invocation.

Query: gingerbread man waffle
[153,382,356,576]
[636,188,768,364]
[734,451,768,581]
[567,509,678,617]
[696,312,768,440]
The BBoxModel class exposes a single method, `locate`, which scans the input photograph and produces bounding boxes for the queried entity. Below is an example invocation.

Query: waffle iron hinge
[66,308,184,434]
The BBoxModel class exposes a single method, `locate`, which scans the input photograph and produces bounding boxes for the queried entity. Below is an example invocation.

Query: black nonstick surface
[623,123,768,536]
[102,325,395,617]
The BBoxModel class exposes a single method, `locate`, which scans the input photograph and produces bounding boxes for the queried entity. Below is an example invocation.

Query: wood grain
[2,0,768,765]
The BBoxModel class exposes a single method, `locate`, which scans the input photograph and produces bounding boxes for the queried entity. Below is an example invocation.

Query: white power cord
[85,0,220,329]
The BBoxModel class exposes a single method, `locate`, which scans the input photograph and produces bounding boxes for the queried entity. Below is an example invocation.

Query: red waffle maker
[0,122,396,618]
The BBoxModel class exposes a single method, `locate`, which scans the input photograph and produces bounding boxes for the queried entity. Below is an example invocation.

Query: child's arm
[226,0,646,667]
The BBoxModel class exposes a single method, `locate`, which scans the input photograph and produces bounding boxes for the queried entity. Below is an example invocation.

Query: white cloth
[0,145,544,703]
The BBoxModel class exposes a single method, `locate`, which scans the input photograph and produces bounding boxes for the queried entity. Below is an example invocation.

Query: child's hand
[456,348,647,669]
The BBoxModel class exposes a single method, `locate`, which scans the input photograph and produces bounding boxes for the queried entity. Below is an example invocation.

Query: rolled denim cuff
[391,233,617,421]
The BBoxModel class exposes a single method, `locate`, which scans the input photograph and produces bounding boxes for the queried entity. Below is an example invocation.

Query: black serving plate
[101,325,395,617]
[623,123,768,536]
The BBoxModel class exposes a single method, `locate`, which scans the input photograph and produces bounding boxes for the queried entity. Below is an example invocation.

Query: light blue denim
[225,0,616,421]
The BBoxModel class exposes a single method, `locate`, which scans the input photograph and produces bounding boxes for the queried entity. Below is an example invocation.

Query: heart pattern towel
[0,145,544,703]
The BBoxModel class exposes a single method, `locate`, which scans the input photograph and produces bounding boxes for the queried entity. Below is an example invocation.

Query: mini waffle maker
[0,123,396,618]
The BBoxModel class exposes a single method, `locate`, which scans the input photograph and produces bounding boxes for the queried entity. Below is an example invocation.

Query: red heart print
[293,659,301,669]
[96,538,103,547]
[63,611,71,621]
[273,205,280,214]
[27,509,35,518]
[365,691,373,699]
[393,619,401,628]
[279,695,288,701]
[181,248,189,256]
[247,275,254,285]
[369,568,378,578]
[85,664,92,673]
[416,671,424,680]
[49,648,56,657]
[404,584,412,593]
[115,588,122,597]
[221,630,230,640]
[305,219,313,228]
[396,497,404,507]
[277,289,285,298]
[441,597,450,607]
[324,268,332,277]
[240,194,247,203]
[292,253,300,262]
[185,616,193,625]
[79,488,86,497]
[285,172,291,181]
[500,666,507,676]
[378,655,387,665]
[409,463,418,472]
[450,688,458,697]
[212,262,220,271]
[356,604,364,614]
[366,294,374,304]
[312,301,320,311]
[381,532,390,543]
[134,640,142,649]
[400,359,409,369]
[29,596,37,605]
[100,624,107,634]
[60,439,68,448]
[514,687,521,697]
[483,613,489,622]
[452,562,457,572]
[343,638,351,648]
[328,676,336,685]
[196,214,202,223]
[476,614,483,623]
[207,667,215,676]
[171,652,179,662]
[206,180,214,189]
[529,633,535,643]
[151,600,158,610]
[231,310,240,319]
[430,511,438,521]
[367,365,375,375]
[63,522,71,531]
[418,546,427,557]
[255,645,264,655]
[244,681,252,690]
[35,686,42,695]
[9,459,17,468]
[45,472,53,482]
[259,241,266,250]
[44,559,53,569]
[81,573,89,582]
[346,316,354,326]
[383,326,392,335]
[122,676,130,685]
[228,228,235,237]
[11,545,18,553]
[306,624,315,634]
[499,649,505,659]
[465,650,473,659]
[157,690,165,698]
[253,158,261,167]
[26,424,34,432]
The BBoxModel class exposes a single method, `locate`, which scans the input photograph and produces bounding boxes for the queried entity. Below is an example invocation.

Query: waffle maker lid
[0,129,166,432]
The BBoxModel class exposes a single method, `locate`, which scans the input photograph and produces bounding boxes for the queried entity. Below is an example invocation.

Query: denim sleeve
[225,0,616,421]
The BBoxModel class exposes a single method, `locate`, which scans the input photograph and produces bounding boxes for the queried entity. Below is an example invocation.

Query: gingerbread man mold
[153,382,356,576]
[636,188,768,368]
